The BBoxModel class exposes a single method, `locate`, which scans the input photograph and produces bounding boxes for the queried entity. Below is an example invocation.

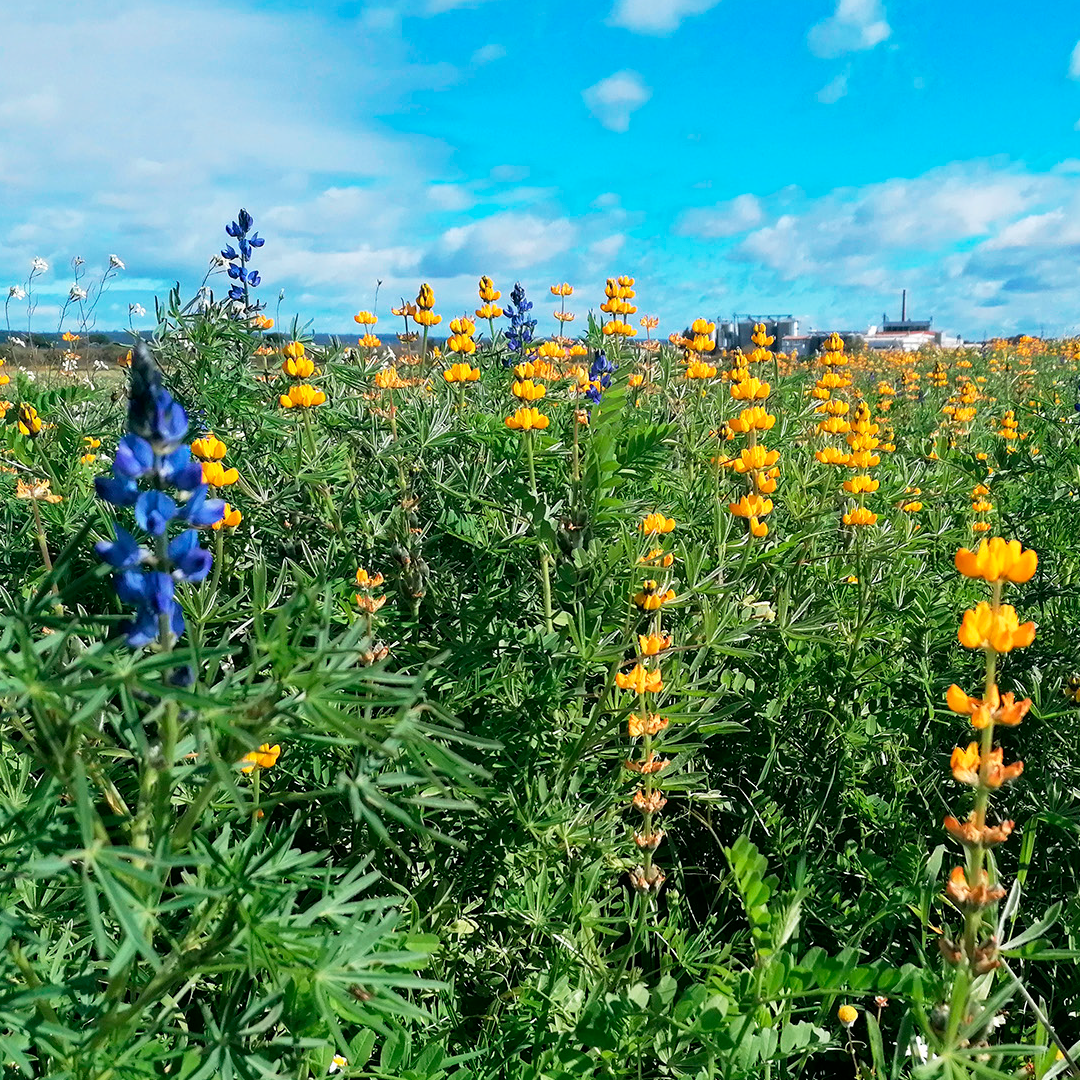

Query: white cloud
[427,212,577,274]
[808,0,891,58]
[582,71,651,132]
[587,233,627,263]
[427,184,477,211]
[1070,40,1080,78]
[676,194,763,238]
[725,160,1080,335]
[816,71,849,104]
[608,0,721,34]
[471,43,506,64]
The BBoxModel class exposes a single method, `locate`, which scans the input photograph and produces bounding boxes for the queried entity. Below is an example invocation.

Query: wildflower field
[2,218,1080,1080]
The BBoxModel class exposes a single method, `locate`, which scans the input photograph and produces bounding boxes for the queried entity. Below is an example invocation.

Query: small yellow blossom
[280,385,327,408]
[191,433,228,461]
[202,461,240,487]
[640,513,676,535]
[505,407,549,431]
[240,743,281,773]
[212,503,243,530]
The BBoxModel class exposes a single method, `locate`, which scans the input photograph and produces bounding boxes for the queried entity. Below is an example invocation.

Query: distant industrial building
[718,316,799,351]
[780,331,864,359]
[778,292,962,357]
[861,290,960,351]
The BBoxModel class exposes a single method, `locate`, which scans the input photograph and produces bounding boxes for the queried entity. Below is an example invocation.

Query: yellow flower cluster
[505,406,548,431]
[971,482,992,533]
[721,358,779,538]
[18,403,42,438]
[550,282,575,325]
[443,361,479,384]
[600,276,638,337]
[840,401,880,527]
[476,275,503,322]
[193,433,243,527]
[278,342,327,409]
[355,566,387,616]
[447,315,477,358]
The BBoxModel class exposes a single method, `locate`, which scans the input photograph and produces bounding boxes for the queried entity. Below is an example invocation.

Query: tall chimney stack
[901,289,907,322]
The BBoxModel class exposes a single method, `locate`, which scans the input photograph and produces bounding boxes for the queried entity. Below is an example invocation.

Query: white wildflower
[329,1055,348,1074]
[69,285,87,301]
[8,285,26,300]
[109,254,125,270]
[72,256,85,267]
[9,336,26,347]
[31,257,48,273]
[129,302,146,318]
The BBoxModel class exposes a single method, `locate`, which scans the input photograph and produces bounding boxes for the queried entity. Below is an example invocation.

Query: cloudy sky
[2,0,1079,339]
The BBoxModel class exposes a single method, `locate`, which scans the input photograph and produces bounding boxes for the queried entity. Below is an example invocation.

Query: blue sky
[2,0,1080,339]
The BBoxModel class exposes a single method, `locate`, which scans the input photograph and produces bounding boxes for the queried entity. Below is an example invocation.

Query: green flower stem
[209,526,224,595]
[301,406,341,530]
[524,430,554,635]
[28,497,63,613]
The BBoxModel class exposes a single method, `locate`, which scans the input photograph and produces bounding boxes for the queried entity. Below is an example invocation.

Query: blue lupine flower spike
[94,342,223,649]
[219,207,264,314]
[503,282,536,365]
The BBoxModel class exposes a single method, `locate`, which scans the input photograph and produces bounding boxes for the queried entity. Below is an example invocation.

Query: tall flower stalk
[94,343,225,858]
[505,392,553,633]
[618,512,677,895]
[723,347,778,540]
[939,538,1037,1051]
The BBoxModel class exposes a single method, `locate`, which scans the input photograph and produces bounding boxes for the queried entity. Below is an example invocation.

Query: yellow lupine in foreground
[957,602,1035,653]
[954,538,1037,584]
[505,407,548,431]
[443,362,479,383]
[202,461,239,487]
[280,384,327,408]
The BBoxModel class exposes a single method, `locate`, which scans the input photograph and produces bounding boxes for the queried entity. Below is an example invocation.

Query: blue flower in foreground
[504,282,536,362]
[95,342,223,648]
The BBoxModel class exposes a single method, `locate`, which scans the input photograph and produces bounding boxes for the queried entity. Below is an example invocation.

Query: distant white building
[864,291,963,351]
[864,325,963,352]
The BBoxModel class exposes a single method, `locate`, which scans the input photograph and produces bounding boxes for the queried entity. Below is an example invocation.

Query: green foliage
[1,294,1079,1078]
